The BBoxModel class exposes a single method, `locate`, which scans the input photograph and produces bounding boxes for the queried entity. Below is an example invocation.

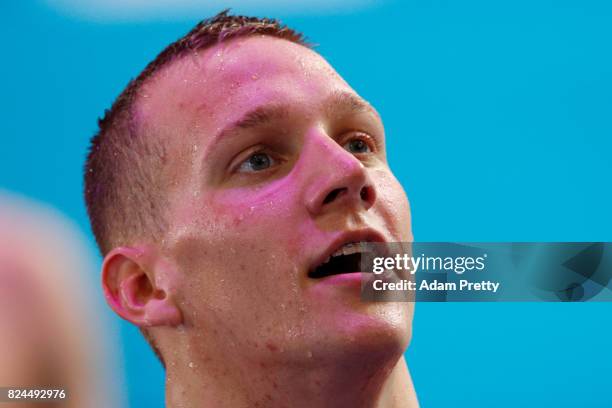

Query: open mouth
[308,242,370,279]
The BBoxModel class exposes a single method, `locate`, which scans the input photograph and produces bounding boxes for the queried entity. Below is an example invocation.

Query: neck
[165,346,418,408]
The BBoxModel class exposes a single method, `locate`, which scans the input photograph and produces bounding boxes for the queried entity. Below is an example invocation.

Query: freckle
[265,394,273,401]
[266,342,279,352]
[273,382,278,389]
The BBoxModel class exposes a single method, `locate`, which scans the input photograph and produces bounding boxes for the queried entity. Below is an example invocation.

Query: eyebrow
[234,104,290,130]
[323,90,380,120]
[206,104,289,152]
[208,90,379,151]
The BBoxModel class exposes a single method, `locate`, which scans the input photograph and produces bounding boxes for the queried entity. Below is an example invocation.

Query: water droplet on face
[188,362,195,368]
[306,350,313,358]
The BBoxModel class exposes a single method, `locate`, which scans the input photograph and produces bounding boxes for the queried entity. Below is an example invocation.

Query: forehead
[136,36,355,143]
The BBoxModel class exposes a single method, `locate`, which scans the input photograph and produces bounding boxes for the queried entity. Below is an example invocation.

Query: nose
[304,134,377,216]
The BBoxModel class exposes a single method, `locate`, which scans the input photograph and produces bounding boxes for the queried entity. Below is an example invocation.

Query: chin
[315,302,412,360]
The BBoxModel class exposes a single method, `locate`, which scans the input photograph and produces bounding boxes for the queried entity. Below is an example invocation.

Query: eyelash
[230,145,280,174]
[340,131,379,154]
[230,131,379,175]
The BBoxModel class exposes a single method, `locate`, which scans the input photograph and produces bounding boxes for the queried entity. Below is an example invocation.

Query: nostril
[360,185,375,206]
[322,188,346,205]
[360,186,369,201]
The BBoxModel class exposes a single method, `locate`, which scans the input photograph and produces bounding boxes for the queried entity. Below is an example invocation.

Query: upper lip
[308,228,387,277]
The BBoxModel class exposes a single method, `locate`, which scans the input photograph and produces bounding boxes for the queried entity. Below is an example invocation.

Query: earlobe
[102,247,183,327]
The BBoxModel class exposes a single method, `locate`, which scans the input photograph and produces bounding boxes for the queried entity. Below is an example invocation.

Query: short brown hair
[84,10,307,256]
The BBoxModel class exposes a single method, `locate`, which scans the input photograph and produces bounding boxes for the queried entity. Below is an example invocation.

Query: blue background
[1,1,611,406]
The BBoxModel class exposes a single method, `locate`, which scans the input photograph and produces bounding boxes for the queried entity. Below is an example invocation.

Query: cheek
[168,233,300,337]
[210,181,307,252]
[372,169,413,241]
[165,191,307,323]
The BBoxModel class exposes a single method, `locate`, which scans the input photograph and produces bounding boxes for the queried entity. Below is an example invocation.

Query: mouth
[307,230,386,280]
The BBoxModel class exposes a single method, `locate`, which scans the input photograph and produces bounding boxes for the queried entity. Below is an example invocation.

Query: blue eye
[343,138,372,154]
[238,152,275,173]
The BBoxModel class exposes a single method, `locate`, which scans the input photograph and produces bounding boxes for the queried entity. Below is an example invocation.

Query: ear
[102,246,183,327]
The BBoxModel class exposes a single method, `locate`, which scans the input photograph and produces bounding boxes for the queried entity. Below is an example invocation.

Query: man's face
[138,36,413,364]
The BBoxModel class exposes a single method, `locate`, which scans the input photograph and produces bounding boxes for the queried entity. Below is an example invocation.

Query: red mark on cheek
[266,342,279,352]
[231,218,240,227]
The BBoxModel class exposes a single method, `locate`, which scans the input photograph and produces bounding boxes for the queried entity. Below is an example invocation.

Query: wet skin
[131,35,415,407]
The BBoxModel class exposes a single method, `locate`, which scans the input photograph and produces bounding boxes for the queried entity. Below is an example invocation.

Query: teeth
[319,242,367,265]
[332,242,363,257]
